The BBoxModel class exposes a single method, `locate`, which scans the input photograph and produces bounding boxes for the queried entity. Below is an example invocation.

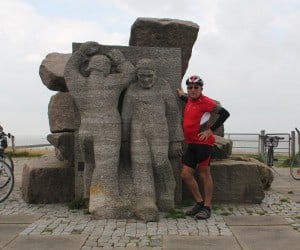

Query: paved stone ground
[1,157,299,249]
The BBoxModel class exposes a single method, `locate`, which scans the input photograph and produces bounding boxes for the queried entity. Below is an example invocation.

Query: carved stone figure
[64,41,135,218]
[122,58,183,221]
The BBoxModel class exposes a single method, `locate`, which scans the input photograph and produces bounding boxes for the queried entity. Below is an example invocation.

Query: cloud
[0,0,129,138]
[0,0,300,142]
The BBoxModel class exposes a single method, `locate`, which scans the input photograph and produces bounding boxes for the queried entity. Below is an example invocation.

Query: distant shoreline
[7,134,49,147]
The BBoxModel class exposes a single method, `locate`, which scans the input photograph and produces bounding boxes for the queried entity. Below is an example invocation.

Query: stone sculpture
[122,58,183,221]
[22,17,272,221]
[64,41,135,218]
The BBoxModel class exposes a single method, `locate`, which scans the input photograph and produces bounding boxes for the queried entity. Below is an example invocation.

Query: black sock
[197,201,204,206]
[203,206,211,211]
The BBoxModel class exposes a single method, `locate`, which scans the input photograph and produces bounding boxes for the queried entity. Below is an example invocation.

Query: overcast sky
[1,0,300,144]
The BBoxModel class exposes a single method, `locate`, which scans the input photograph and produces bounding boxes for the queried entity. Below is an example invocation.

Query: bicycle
[0,130,14,171]
[0,128,15,202]
[0,158,14,202]
[290,128,300,180]
[262,135,284,175]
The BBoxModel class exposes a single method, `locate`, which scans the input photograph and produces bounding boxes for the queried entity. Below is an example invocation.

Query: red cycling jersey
[183,95,217,146]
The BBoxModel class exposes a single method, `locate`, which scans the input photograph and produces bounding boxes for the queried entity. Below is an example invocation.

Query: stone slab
[224,215,290,226]
[0,214,42,224]
[22,155,75,203]
[3,234,88,250]
[230,225,300,250]
[0,224,27,249]
[163,236,241,250]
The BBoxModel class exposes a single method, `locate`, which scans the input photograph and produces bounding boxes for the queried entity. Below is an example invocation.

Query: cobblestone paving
[1,158,299,249]
[1,185,299,249]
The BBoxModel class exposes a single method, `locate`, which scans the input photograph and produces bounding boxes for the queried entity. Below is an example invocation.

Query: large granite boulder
[23,156,270,205]
[229,155,274,189]
[48,92,76,133]
[182,159,270,204]
[210,160,266,203]
[129,17,199,77]
[212,136,233,159]
[47,132,75,163]
[39,53,71,92]
[22,155,75,203]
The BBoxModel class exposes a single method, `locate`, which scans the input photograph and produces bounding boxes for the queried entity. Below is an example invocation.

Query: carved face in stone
[137,69,156,89]
[87,55,111,76]
[136,58,156,89]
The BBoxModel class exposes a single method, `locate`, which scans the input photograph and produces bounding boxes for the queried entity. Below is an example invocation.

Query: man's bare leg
[181,164,204,215]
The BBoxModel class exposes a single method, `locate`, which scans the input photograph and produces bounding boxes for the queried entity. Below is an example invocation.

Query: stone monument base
[22,155,74,203]
[22,156,273,207]
[183,159,273,204]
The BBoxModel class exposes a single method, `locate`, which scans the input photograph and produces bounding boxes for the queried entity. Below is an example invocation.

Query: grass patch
[233,153,291,167]
[68,196,88,210]
[42,227,54,233]
[246,209,253,214]
[6,147,54,158]
[220,212,232,216]
[280,198,290,203]
[212,204,225,211]
[280,157,293,167]
[251,154,265,163]
[271,203,281,206]
[165,209,186,219]
[257,211,267,215]
[288,191,294,194]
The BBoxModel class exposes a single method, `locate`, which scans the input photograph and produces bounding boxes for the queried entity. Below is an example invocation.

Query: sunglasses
[187,86,200,90]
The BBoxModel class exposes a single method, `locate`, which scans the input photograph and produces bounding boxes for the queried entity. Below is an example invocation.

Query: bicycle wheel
[0,153,14,172]
[290,153,300,180]
[0,159,14,202]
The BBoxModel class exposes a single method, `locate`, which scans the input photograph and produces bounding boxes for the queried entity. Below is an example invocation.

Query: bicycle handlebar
[262,135,284,148]
[262,135,284,140]
[275,136,284,140]
[0,132,12,138]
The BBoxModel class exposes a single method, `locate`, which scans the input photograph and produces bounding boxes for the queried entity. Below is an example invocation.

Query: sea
[8,133,294,154]
[224,133,293,155]
[8,134,50,148]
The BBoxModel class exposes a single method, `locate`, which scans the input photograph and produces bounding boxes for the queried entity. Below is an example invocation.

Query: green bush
[68,197,88,210]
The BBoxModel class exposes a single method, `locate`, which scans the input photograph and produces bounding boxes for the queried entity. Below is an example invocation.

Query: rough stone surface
[39,52,71,92]
[129,17,199,77]
[22,155,74,203]
[210,160,265,203]
[65,42,183,220]
[212,136,233,159]
[48,92,76,133]
[47,132,75,163]
[230,155,274,189]
[183,159,267,204]
[36,19,264,222]
[121,58,184,221]
[65,42,137,219]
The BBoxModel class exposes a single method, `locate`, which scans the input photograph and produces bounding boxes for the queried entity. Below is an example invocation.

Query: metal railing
[225,130,293,156]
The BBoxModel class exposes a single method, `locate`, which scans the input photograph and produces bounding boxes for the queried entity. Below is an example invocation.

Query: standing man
[177,75,230,219]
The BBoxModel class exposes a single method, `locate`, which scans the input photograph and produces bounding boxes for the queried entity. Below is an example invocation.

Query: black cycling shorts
[183,144,213,169]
